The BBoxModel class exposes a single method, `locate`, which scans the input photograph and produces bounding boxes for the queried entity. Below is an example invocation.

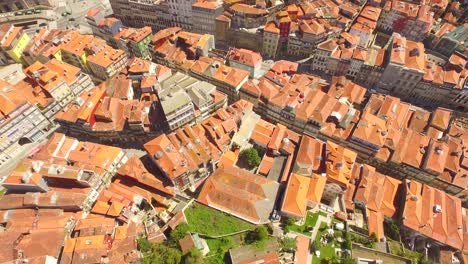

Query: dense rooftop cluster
[0,0,466,262]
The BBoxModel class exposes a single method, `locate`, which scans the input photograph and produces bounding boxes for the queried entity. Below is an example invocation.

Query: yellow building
[0,24,30,63]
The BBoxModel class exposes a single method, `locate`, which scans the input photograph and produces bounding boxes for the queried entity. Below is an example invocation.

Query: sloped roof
[198,165,279,224]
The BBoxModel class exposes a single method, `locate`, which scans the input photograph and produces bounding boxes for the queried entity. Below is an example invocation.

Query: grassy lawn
[388,239,422,264]
[311,223,341,263]
[0,188,6,197]
[203,233,277,264]
[204,235,244,264]
[184,203,254,236]
[288,211,328,235]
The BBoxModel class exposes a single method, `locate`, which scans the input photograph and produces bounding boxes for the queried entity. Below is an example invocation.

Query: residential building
[150,28,215,68]
[198,165,279,224]
[401,180,466,252]
[322,140,357,204]
[0,59,95,169]
[378,33,425,97]
[144,125,220,192]
[0,0,55,12]
[21,28,67,66]
[189,57,249,103]
[377,1,433,41]
[168,0,196,30]
[281,172,327,219]
[262,22,280,59]
[349,5,381,47]
[191,0,224,35]
[0,206,76,263]
[24,59,94,111]
[112,26,153,59]
[228,4,268,29]
[311,38,339,74]
[34,132,127,177]
[0,24,30,65]
[354,47,385,88]
[227,48,263,78]
[202,100,252,153]
[23,30,129,81]
[87,46,128,81]
[86,10,123,42]
[155,71,227,131]
[109,0,172,31]
[433,23,468,57]
[351,164,402,240]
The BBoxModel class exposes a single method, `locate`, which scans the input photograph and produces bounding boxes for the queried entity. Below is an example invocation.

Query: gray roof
[158,71,215,110]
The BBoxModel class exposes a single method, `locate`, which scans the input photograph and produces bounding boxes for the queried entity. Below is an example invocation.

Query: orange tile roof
[402,181,465,249]
[424,139,448,175]
[212,64,249,87]
[281,173,312,218]
[294,135,324,176]
[86,8,100,17]
[0,24,22,49]
[117,155,175,196]
[264,21,280,34]
[198,165,279,224]
[295,236,311,264]
[352,111,387,148]
[91,200,110,215]
[360,5,381,22]
[430,108,451,131]
[353,165,401,217]
[230,4,268,15]
[250,119,276,146]
[228,48,262,67]
[325,141,357,188]
[192,0,221,9]
[367,210,385,240]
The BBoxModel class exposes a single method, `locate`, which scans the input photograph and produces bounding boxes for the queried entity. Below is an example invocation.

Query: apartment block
[433,23,468,57]
[24,59,94,111]
[144,125,220,192]
[377,0,433,41]
[378,33,425,96]
[191,0,224,35]
[189,57,249,103]
[227,48,263,78]
[156,71,227,131]
[109,0,172,31]
[263,22,280,59]
[150,28,215,68]
[228,4,268,29]
[0,60,94,170]
[0,24,30,65]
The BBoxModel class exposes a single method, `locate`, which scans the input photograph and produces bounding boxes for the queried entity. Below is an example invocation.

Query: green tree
[182,247,203,264]
[170,223,190,241]
[386,222,400,241]
[283,218,295,233]
[280,237,297,252]
[343,234,352,250]
[419,257,432,264]
[311,240,320,251]
[246,225,269,244]
[254,225,269,241]
[240,148,261,168]
[143,243,182,264]
[340,256,356,264]
[137,237,152,253]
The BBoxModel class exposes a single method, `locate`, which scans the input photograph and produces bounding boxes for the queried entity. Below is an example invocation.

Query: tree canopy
[239,148,261,168]
[142,243,182,264]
